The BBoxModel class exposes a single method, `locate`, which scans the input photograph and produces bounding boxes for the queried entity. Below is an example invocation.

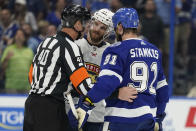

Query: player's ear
[116,24,124,35]
[74,20,82,31]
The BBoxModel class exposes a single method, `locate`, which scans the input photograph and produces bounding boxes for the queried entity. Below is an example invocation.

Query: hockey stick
[67,92,79,119]
[64,83,82,131]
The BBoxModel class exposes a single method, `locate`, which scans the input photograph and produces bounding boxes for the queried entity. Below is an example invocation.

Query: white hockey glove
[68,96,94,129]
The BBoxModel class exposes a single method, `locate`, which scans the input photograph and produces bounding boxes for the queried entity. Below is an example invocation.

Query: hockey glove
[154,112,166,131]
[68,96,94,129]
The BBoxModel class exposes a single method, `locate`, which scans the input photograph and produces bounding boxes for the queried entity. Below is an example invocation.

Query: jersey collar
[57,31,74,41]
[124,38,142,41]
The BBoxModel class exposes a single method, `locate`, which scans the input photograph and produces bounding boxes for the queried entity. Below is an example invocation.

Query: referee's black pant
[23,94,74,131]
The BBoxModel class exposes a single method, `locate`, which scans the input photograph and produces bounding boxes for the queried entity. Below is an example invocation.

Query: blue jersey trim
[105,114,154,123]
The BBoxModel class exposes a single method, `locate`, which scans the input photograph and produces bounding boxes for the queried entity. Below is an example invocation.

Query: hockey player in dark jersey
[67,9,138,131]
[68,8,169,131]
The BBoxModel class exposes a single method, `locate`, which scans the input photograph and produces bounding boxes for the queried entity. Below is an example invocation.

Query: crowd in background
[0,0,196,97]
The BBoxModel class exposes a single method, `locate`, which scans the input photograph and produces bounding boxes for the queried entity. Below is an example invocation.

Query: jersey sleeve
[87,46,124,103]
[61,40,92,96]
[156,52,169,115]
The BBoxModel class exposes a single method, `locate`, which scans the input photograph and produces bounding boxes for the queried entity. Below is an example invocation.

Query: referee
[23,5,92,131]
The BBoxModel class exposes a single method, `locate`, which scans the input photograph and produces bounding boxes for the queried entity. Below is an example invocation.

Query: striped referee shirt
[28,31,92,101]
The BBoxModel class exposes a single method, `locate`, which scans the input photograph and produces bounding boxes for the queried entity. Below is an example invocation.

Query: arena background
[0,0,196,130]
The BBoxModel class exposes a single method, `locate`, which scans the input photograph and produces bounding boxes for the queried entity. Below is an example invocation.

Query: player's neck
[122,33,138,41]
[61,28,77,40]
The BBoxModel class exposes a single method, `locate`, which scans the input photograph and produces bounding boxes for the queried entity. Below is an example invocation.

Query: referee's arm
[62,39,92,96]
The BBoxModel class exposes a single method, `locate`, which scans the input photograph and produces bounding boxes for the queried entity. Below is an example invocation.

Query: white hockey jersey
[75,37,110,122]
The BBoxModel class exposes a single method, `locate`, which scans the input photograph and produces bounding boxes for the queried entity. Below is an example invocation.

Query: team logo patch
[85,62,100,83]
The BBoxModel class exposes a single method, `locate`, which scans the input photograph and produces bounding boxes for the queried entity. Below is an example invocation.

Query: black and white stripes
[29,31,92,100]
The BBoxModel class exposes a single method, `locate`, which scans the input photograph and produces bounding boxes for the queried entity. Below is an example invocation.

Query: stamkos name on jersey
[130,48,159,59]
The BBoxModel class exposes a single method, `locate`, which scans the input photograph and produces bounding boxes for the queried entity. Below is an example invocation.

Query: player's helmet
[92,9,114,33]
[112,8,139,29]
[61,4,91,28]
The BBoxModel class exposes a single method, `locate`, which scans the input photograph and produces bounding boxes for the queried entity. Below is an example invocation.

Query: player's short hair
[123,28,138,34]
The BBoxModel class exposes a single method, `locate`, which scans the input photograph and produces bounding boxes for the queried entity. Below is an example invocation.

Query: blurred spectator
[26,0,47,21]
[0,66,4,91]
[0,8,19,57]
[27,20,49,54]
[176,0,192,59]
[140,0,164,49]
[47,24,57,37]
[14,0,38,32]
[21,23,41,55]
[46,0,67,27]
[43,0,57,12]
[37,20,49,38]
[0,29,33,94]
[0,0,10,9]
[187,1,196,88]
[135,0,147,14]
[137,24,148,41]
[109,0,123,12]
[91,0,110,13]
[154,0,182,77]
[120,0,137,8]
[173,0,192,96]
[0,0,195,97]
[22,23,33,37]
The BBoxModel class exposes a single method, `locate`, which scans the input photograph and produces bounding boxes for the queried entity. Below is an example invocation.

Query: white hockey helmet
[92,9,114,33]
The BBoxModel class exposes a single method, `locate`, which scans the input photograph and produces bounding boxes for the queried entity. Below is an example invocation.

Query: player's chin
[91,37,102,43]
[92,32,100,37]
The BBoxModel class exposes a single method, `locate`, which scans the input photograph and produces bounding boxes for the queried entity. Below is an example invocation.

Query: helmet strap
[72,26,85,40]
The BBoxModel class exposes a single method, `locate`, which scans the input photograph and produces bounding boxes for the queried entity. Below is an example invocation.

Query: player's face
[89,20,108,44]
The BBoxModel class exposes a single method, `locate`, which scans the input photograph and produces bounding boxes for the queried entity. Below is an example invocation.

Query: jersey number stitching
[129,61,157,94]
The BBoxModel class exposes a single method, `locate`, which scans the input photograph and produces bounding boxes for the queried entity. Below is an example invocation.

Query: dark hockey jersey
[87,38,169,123]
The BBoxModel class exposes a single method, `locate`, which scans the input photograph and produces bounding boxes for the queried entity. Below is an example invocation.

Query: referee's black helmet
[61,4,91,28]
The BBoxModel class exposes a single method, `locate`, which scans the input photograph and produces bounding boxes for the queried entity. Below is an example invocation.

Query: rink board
[0,95,195,131]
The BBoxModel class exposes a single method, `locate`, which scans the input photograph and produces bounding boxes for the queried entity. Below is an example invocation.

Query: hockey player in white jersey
[75,9,113,131]
[68,8,169,131]
[67,9,138,131]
